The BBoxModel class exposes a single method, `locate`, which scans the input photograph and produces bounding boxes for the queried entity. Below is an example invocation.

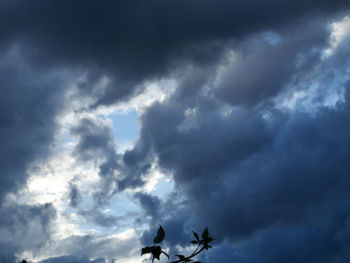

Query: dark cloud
[137,101,350,261]
[195,105,350,241]
[0,203,56,262]
[71,118,117,163]
[205,200,350,263]
[138,190,207,250]
[134,98,277,188]
[134,193,161,223]
[78,209,119,228]
[0,52,66,202]
[214,20,330,106]
[135,93,350,245]
[45,8,350,263]
[1,1,350,262]
[68,183,82,208]
[0,48,64,261]
[1,0,349,106]
[141,212,193,249]
[125,14,350,263]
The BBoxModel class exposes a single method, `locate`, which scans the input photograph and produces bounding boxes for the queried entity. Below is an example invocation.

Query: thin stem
[151,243,155,263]
[191,244,201,257]
[170,246,205,263]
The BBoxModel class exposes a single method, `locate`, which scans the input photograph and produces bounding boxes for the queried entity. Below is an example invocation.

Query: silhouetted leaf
[153,225,165,243]
[192,231,200,241]
[142,225,213,262]
[151,246,162,260]
[202,227,209,239]
[204,236,214,243]
[141,246,152,256]
[177,254,194,262]
[204,245,212,250]
[176,254,186,260]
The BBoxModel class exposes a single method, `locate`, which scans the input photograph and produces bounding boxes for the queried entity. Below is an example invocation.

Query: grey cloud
[137,99,277,187]
[214,20,330,106]
[71,117,150,205]
[60,10,350,262]
[1,1,349,106]
[137,110,350,260]
[68,183,82,208]
[141,212,193,250]
[0,50,65,261]
[134,193,161,221]
[205,201,350,263]
[138,191,204,249]
[78,209,119,228]
[71,118,117,163]
[0,52,66,202]
[41,233,138,262]
[1,1,350,262]
[0,203,56,262]
[71,118,121,205]
[128,17,350,263]
[135,87,350,244]
[39,255,105,263]
[194,104,350,241]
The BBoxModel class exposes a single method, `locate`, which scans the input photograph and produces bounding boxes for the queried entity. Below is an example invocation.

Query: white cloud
[324,15,350,57]
[6,72,178,263]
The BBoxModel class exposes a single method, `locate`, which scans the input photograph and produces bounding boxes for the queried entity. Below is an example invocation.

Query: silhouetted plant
[19,227,213,263]
[141,225,214,263]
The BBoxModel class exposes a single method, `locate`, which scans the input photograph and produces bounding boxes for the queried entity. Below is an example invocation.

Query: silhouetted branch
[142,226,214,263]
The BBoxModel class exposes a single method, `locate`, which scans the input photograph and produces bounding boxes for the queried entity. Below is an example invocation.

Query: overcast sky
[1,1,350,263]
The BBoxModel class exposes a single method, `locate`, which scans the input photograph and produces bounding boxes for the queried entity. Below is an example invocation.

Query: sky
[1,1,350,263]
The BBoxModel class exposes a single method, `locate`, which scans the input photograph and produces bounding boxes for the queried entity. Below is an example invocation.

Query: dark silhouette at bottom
[142,225,214,263]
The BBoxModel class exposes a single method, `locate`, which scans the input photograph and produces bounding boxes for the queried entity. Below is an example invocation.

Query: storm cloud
[131,11,350,263]
[1,0,349,105]
[1,1,350,263]
[0,45,65,262]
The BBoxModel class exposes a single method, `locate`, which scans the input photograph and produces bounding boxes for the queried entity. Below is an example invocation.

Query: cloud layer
[0,1,350,263]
